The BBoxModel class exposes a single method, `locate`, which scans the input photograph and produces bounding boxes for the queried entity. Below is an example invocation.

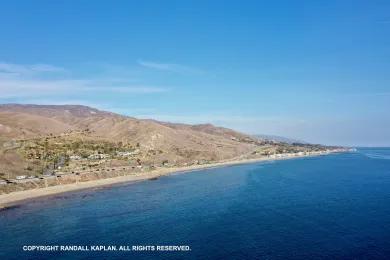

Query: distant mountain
[255,134,307,144]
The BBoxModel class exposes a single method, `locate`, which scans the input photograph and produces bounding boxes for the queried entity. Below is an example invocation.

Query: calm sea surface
[1,148,390,259]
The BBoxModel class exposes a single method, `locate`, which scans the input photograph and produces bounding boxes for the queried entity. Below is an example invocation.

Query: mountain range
[0,104,326,179]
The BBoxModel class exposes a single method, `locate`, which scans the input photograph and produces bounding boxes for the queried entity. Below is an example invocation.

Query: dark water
[1,148,390,259]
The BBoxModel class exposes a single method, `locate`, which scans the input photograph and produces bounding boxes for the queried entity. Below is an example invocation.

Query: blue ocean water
[1,148,390,259]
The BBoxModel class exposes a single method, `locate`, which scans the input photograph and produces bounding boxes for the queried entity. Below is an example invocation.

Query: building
[70,155,82,160]
[88,154,109,160]
[116,150,140,157]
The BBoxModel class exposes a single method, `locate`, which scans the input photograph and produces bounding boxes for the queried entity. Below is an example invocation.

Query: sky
[0,0,389,147]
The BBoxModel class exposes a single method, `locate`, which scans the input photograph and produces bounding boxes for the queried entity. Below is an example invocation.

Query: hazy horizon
[1,1,389,147]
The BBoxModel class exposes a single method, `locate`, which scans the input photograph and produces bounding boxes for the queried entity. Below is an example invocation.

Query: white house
[70,155,82,160]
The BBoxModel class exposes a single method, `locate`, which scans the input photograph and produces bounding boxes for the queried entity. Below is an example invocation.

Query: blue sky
[0,0,389,146]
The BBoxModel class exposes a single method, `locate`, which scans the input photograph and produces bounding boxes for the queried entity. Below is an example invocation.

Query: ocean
[1,148,390,259]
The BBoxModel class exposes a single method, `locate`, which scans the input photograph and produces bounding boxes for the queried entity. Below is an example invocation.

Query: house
[88,154,109,160]
[70,155,82,160]
[197,159,209,165]
[16,175,27,180]
[0,180,7,185]
[116,149,140,157]
[116,151,132,157]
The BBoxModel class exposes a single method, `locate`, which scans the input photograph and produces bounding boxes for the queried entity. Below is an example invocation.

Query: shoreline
[0,151,345,208]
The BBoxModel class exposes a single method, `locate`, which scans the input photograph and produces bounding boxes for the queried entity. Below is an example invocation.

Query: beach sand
[0,152,339,208]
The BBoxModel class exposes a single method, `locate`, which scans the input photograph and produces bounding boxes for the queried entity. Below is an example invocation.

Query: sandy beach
[0,151,341,208]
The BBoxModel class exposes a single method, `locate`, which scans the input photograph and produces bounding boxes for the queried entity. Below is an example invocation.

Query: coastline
[0,151,344,208]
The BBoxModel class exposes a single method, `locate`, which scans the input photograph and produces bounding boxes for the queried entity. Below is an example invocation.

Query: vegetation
[0,104,341,188]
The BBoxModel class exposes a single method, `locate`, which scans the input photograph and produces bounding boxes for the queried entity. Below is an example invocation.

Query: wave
[361,152,390,160]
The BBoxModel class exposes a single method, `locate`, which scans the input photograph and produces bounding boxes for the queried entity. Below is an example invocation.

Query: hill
[254,134,307,144]
[0,104,332,181]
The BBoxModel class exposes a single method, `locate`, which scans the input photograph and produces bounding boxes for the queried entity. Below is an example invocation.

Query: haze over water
[1,148,390,259]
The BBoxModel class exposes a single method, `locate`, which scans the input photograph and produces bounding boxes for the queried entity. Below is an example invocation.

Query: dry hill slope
[0,104,272,177]
[0,104,332,182]
[0,104,337,194]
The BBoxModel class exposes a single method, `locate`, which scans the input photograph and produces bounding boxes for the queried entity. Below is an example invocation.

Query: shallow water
[1,148,390,259]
